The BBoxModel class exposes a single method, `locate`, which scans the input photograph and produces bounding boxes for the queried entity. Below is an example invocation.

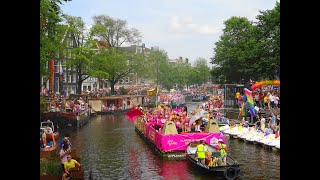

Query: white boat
[269,139,280,151]
[40,120,59,140]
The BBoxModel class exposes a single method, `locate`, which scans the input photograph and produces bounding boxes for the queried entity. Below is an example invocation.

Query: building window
[73,74,76,83]
[68,75,72,83]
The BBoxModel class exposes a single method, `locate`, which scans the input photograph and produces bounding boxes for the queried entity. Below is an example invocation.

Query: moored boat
[40,120,59,140]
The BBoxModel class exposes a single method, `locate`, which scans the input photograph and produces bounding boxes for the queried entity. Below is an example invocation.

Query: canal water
[63,103,280,180]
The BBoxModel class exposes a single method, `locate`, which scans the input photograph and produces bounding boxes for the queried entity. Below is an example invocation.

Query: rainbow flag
[244,88,256,117]
[241,102,246,117]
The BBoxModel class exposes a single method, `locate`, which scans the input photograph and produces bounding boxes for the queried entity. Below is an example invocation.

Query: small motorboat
[186,141,240,180]
[40,120,59,140]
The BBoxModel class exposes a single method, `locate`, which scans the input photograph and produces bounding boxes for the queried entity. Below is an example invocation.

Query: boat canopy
[162,121,178,134]
[204,119,220,133]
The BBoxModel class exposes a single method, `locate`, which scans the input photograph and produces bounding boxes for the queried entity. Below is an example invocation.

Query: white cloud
[168,16,220,35]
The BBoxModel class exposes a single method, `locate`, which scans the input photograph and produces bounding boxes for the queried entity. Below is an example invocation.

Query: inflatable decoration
[251,80,280,91]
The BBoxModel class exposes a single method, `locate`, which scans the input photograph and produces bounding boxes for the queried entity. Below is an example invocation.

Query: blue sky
[61,0,279,66]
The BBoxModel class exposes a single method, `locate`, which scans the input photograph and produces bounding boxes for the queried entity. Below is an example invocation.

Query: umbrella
[189,115,201,126]
[125,108,144,122]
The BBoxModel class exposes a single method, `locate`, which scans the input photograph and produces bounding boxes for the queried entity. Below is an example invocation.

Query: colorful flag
[241,102,246,117]
[147,87,157,96]
[49,58,55,92]
[244,88,256,117]
[125,108,144,122]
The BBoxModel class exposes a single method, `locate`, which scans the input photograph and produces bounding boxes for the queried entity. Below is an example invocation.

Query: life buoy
[224,166,238,180]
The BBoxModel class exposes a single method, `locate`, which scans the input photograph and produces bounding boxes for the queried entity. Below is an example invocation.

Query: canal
[63,103,280,180]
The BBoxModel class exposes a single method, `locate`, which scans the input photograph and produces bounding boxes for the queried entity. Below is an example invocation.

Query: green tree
[91,15,142,49]
[40,0,72,89]
[194,57,211,84]
[255,2,280,79]
[90,15,144,94]
[92,48,144,95]
[210,3,280,83]
[211,16,260,83]
[63,15,96,94]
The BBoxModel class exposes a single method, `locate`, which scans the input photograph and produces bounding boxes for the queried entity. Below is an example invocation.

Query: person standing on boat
[196,140,206,164]
[217,139,228,166]
[60,142,71,173]
[59,133,72,149]
[41,129,47,147]
[63,154,81,180]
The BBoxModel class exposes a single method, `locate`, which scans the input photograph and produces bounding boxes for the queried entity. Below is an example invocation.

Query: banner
[49,58,55,92]
[143,123,225,151]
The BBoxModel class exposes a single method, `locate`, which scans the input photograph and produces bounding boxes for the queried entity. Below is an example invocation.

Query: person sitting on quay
[196,140,206,164]
[62,154,81,180]
[216,139,228,166]
[243,121,249,128]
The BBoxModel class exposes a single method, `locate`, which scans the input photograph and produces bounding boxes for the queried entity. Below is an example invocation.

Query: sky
[61,0,279,66]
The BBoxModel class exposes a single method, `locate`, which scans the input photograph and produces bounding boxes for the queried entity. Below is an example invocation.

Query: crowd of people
[236,85,280,110]
[42,92,91,116]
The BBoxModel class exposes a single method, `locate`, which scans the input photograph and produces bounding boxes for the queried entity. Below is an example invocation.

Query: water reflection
[66,105,279,180]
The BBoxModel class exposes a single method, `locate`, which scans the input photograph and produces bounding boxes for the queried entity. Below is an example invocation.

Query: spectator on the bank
[268,92,275,109]
[263,94,268,109]
[235,91,240,107]
[63,154,81,180]
[243,121,249,128]
[260,118,266,132]
[271,113,276,126]
[254,92,259,108]
[277,114,280,126]
[274,94,279,109]
[60,142,71,173]
[226,118,230,125]
[238,94,243,109]
[255,118,261,130]
[254,104,260,114]
[259,92,264,108]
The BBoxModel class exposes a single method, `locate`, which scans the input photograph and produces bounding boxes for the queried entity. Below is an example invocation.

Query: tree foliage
[193,57,211,84]
[211,2,280,84]
[91,15,142,49]
[63,15,96,94]
[92,48,144,95]
[40,0,71,80]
